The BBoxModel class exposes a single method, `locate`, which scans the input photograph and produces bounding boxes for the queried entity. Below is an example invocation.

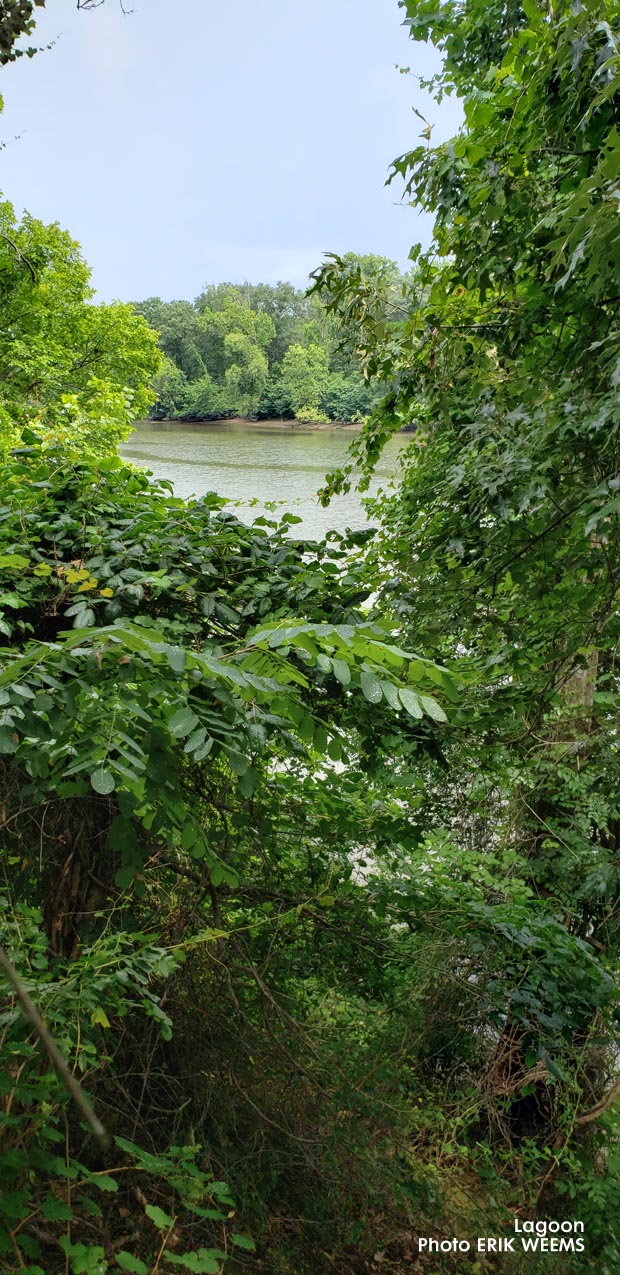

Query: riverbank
[143,416,363,432]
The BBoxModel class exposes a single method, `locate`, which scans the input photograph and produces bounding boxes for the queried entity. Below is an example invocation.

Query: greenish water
[121,420,407,538]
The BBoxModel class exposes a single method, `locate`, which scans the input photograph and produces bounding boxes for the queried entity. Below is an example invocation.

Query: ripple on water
[120,420,406,539]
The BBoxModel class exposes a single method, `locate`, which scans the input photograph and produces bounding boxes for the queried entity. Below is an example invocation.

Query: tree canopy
[132,272,395,424]
[0,200,161,457]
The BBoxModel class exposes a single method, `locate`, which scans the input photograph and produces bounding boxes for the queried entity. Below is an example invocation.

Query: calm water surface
[121,420,407,538]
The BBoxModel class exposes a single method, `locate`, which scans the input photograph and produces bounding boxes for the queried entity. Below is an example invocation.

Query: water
[120,419,407,539]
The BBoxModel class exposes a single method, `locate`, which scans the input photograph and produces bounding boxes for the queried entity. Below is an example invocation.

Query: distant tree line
[132,256,409,423]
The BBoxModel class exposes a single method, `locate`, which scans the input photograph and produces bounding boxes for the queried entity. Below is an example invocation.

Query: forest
[2,0,620,1273]
[132,271,400,425]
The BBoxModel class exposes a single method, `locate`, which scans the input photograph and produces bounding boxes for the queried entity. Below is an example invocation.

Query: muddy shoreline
[141,416,363,432]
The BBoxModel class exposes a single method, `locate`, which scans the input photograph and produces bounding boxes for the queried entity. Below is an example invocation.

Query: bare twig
[0,946,112,1152]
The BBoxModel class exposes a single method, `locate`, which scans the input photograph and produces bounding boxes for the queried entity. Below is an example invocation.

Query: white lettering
[417,1239,470,1254]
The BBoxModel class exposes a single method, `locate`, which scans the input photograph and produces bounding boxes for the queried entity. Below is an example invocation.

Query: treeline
[133,260,405,423]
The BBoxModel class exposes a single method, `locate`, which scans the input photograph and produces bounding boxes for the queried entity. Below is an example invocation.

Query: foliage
[134,267,407,424]
[150,357,191,420]
[276,342,330,419]
[0,200,161,456]
[0,435,458,1271]
[306,0,620,1264]
[0,0,45,63]
[6,0,620,1269]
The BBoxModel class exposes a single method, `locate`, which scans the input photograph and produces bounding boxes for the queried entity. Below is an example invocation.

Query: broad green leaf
[331,658,351,685]
[398,688,423,719]
[0,553,29,570]
[40,1195,73,1222]
[297,714,315,744]
[360,670,382,703]
[231,1234,255,1251]
[0,726,18,754]
[169,707,199,738]
[167,646,186,673]
[419,694,448,723]
[380,679,401,711]
[193,736,214,762]
[225,749,249,775]
[90,767,115,795]
[164,1251,224,1273]
[238,768,256,798]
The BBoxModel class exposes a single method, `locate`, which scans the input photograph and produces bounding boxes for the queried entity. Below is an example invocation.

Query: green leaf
[184,727,207,754]
[169,707,199,738]
[115,865,135,890]
[360,670,382,703]
[231,1234,255,1251]
[297,714,315,744]
[79,1169,118,1193]
[398,688,423,719]
[90,767,115,795]
[0,725,18,754]
[331,657,351,685]
[145,1203,175,1229]
[225,750,249,775]
[116,1255,149,1275]
[193,736,214,762]
[419,693,448,723]
[164,1251,224,1273]
[91,1007,111,1028]
[238,768,256,798]
[167,646,187,673]
[40,1195,73,1222]
[380,679,401,711]
[0,553,29,570]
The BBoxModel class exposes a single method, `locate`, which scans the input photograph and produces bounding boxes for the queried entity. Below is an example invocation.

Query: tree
[183,369,222,417]
[196,280,311,367]
[150,355,190,419]
[277,342,330,418]
[223,332,269,416]
[133,297,206,381]
[0,201,161,454]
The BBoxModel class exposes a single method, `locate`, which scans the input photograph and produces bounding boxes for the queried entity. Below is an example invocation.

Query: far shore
[138,416,364,432]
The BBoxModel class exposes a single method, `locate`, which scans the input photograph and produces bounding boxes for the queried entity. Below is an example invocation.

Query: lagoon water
[120,419,407,539]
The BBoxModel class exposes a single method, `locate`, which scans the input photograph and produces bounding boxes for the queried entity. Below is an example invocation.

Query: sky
[0,0,462,303]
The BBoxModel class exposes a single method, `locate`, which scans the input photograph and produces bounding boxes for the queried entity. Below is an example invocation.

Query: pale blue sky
[0,0,461,302]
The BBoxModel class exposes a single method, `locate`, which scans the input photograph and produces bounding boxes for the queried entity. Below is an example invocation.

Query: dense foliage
[308,0,620,1265]
[4,0,620,1270]
[132,263,405,424]
[0,200,161,458]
